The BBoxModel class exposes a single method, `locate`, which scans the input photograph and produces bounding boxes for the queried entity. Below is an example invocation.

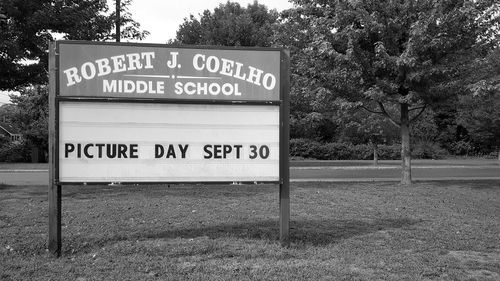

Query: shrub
[411,141,448,159]
[449,140,473,156]
[376,144,401,160]
[289,139,401,160]
[0,141,31,162]
[289,138,322,159]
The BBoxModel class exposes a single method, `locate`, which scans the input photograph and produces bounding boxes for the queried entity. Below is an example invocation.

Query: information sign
[48,41,290,256]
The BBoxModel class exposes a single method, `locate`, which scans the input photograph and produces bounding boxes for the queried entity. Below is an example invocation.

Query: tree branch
[410,104,427,123]
[409,105,426,111]
[377,102,401,127]
[360,103,401,127]
[361,105,384,115]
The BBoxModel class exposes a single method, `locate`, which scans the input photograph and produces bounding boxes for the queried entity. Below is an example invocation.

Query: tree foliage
[337,106,399,146]
[0,103,16,123]
[9,86,49,149]
[287,0,499,117]
[457,47,500,156]
[283,0,500,183]
[458,89,500,155]
[175,1,278,47]
[0,0,149,90]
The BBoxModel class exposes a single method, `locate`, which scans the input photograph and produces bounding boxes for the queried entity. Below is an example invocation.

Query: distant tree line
[0,0,148,161]
[174,0,499,184]
[1,0,499,183]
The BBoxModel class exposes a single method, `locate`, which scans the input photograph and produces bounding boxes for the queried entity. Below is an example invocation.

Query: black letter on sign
[130,144,139,158]
[106,144,117,158]
[96,143,105,158]
[84,144,94,158]
[178,144,189,158]
[166,145,176,158]
[234,145,242,159]
[155,144,164,158]
[260,145,270,159]
[118,144,128,158]
[65,143,75,158]
[203,145,213,159]
[213,145,222,159]
[249,145,258,159]
[223,145,232,158]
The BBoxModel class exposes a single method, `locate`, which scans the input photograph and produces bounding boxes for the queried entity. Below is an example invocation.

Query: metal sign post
[48,41,290,256]
[48,42,61,256]
[279,50,290,245]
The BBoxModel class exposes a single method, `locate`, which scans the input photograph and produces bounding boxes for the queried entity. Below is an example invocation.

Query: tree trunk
[372,142,379,166]
[116,0,121,42]
[400,103,412,185]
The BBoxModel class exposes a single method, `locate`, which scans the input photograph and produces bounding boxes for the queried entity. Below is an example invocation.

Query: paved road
[290,159,500,182]
[290,165,500,182]
[1,160,499,185]
[0,170,49,185]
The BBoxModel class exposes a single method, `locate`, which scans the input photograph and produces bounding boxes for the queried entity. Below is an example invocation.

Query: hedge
[290,138,447,160]
[0,141,31,162]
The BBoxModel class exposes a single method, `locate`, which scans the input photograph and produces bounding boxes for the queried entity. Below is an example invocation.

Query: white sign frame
[48,41,290,256]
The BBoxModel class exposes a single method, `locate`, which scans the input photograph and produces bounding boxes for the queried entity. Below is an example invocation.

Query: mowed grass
[1,181,499,280]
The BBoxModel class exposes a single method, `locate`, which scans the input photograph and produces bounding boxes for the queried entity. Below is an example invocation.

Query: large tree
[457,89,500,159]
[0,0,149,90]
[336,105,400,164]
[9,85,48,149]
[175,1,278,47]
[285,0,500,184]
[457,45,500,159]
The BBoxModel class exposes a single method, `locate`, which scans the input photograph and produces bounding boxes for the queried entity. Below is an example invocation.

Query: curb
[291,166,500,170]
[291,177,500,182]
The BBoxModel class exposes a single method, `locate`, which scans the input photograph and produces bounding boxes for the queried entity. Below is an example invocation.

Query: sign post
[48,42,61,256]
[48,41,290,255]
[279,50,290,245]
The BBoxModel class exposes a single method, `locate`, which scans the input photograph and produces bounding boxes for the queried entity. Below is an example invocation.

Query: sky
[0,0,294,105]
[122,0,294,43]
[0,92,11,106]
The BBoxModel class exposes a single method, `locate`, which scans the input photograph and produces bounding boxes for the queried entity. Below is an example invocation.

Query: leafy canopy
[175,1,278,47]
[8,85,49,148]
[287,0,500,123]
[0,0,149,90]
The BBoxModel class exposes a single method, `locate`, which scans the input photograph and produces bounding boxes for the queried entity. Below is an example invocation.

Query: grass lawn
[1,181,499,280]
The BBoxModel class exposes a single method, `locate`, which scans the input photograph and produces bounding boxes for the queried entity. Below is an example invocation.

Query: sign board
[59,102,279,182]
[59,43,280,101]
[52,41,287,184]
[48,41,290,256]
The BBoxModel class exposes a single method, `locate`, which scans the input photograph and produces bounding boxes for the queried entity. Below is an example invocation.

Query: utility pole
[116,0,120,42]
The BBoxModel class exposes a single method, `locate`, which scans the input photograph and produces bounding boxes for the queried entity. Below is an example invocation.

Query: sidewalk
[290,159,500,167]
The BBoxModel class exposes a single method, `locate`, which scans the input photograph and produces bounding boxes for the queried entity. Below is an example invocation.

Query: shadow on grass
[421,180,500,190]
[0,183,14,190]
[65,217,419,254]
[289,218,418,245]
[61,184,277,200]
[463,180,500,190]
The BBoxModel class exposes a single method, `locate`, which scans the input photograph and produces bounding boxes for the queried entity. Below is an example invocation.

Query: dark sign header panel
[58,43,281,101]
